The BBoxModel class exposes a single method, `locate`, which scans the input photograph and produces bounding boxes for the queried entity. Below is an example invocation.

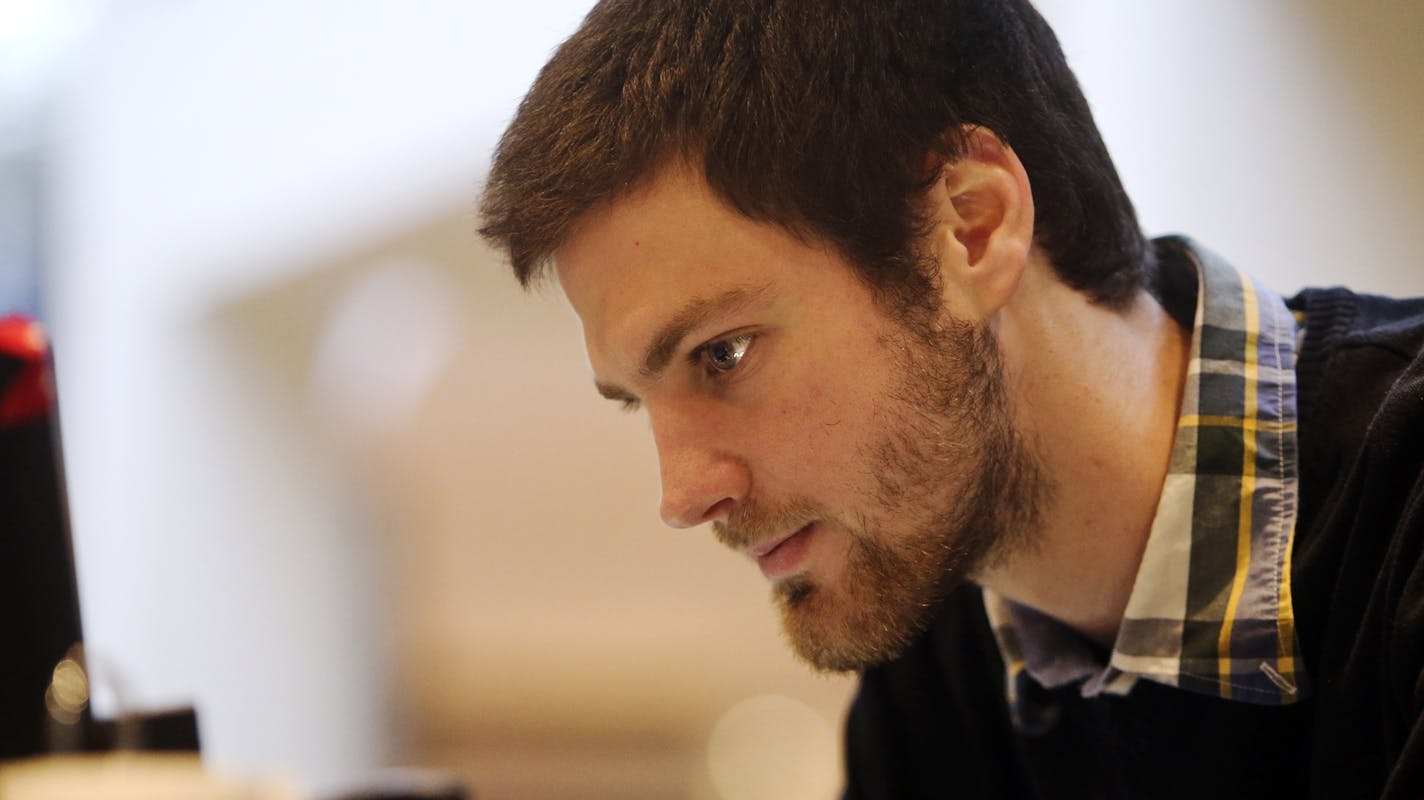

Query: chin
[774,573,937,674]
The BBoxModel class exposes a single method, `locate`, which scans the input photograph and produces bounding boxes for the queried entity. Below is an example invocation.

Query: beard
[714,313,1049,672]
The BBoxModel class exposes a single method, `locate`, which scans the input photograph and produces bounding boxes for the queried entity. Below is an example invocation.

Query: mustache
[712,497,826,550]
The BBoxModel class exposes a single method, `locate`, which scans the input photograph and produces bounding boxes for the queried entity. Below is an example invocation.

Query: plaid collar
[983,239,1307,725]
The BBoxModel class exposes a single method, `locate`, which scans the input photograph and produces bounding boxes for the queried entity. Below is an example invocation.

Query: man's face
[555,164,1045,671]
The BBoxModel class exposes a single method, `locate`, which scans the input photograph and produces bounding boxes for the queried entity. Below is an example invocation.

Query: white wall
[1038,0,1424,296]
[44,0,594,792]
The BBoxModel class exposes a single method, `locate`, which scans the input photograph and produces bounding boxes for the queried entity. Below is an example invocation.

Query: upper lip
[745,523,811,558]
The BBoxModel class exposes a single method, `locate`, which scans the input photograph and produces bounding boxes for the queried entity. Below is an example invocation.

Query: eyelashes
[614,330,760,414]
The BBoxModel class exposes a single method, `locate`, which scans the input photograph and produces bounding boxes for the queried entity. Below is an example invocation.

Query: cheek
[760,375,876,483]
[751,316,899,492]
[771,376,837,434]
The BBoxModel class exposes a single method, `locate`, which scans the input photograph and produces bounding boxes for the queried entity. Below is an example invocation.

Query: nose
[650,404,751,528]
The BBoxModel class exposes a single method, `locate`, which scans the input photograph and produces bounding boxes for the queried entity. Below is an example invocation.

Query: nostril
[703,497,737,524]
[660,493,735,529]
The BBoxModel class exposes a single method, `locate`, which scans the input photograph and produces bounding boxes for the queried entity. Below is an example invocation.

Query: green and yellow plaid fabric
[985,240,1307,720]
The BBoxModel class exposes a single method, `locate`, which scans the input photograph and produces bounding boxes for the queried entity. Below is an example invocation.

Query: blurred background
[2,0,1422,797]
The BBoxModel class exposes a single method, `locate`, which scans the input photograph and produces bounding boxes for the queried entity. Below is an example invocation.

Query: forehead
[559,167,772,298]
[553,165,844,361]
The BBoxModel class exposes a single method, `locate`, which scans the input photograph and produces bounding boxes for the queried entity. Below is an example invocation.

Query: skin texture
[555,129,1190,668]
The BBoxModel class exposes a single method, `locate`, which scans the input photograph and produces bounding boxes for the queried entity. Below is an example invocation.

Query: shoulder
[1289,286,1424,599]
[1288,286,1424,793]
[1290,286,1424,507]
[1289,286,1424,398]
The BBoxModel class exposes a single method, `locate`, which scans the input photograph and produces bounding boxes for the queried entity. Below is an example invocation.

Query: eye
[698,332,755,375]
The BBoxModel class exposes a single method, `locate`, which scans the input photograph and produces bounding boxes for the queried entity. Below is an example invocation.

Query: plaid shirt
[984,240,1307,725]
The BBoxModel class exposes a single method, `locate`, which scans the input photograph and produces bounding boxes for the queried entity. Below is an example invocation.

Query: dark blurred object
[110,707,202,752]
[325,769,471,800]
[0,314,88,760]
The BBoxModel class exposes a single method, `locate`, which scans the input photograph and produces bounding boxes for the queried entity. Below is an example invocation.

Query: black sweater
[844,287,1424,799]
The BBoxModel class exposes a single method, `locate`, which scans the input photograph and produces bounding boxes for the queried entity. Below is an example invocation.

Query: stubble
[726,314,1050,672]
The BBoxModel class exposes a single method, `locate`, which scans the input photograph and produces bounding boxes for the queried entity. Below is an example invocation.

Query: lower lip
[757,524,815,581]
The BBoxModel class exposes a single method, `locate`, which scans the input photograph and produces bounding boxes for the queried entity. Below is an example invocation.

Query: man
[479,1,1424,796]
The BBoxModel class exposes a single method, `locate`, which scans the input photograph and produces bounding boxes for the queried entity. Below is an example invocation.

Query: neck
[976,256,1190,647]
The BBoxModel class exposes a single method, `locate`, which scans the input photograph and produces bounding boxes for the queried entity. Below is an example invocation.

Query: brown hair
[479,0,1153,313]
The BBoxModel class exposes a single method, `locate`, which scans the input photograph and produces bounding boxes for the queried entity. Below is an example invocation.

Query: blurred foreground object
[0,316,205,760]
[0,314,87,758]
[324,767,470,800]
[0,753,299,800]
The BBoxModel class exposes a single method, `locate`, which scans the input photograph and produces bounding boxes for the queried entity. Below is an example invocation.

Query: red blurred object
[0,314,54,428]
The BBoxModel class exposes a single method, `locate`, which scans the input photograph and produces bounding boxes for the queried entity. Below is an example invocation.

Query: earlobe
[927,126,1035,321]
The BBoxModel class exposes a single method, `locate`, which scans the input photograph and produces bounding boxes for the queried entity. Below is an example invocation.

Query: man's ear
[925,126,1035,322]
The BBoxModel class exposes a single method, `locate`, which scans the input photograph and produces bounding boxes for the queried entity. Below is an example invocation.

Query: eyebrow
[593,283,769,402]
